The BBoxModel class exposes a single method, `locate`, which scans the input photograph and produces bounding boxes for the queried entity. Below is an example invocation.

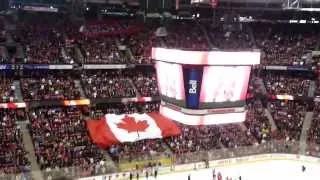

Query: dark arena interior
[1,0,320,179]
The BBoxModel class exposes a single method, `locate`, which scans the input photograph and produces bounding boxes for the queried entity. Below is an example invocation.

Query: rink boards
[79,153,320,180]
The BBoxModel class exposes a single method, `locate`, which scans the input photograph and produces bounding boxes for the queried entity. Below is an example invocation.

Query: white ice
[143,160,320,180]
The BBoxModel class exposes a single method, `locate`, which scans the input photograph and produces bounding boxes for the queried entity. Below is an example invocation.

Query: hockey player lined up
[217,172,222,180]
[135,164,139,180]
[136,171,139,180]
[145,169,149,179]
[154,164,158,179]
[212,169,216,180]
[129,171,133,180]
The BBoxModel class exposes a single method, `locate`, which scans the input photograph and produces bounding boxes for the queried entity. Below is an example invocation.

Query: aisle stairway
[19,122,44,180]
[13,80,24,102]
[116,37,135,63]
[308,81,316,97]
[299,112,314,154]
[247,24,257,48]
[239,123,248,131]
[197,22,214,49]
[264,108,278,132]
[99,149,118,173]
[74,80,86,98]
[253,77,267,95]
[74,45,84,64]
[128,78,141,97]
[16,43,25,59]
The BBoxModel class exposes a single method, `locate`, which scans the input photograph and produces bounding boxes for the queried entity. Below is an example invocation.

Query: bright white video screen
[152,48,260,65]
[200,66,251,103]
[160,105,246,125]
[155,61,185,100]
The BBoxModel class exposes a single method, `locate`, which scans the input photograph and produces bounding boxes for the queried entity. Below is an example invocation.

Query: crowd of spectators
[165,123,222,154]
[7,15,320,66]
[84,101,265,160]
[0,46,9,63]
[79,37,128,64]
[77,19,147,64]
[13,16,320,66]
[269,100,307,141]
[0,18,5,43]
[253,23,320,66]
[220,124,258,148]
[22,28,65,64]
[110,139,168,163]
[164,101,272,155]
[0,110,30,176]
[161,20,209,50]
[82,19,139,34]
[122,30,154,64]
[132,72,158,97]
[204,23,254,50]
[81,70,159,98]
[0,77,16,103]
[28,107,109,179]
[81,71,136,99]
[16,13,75,64]
[244,100,272,144]
[3,12,320,179]
[165,120,260,155]
[21,75,81,101]
[91,102,159,117]
[308,102,320,145]
[122,24,161,64]
[315,78,320,97]
[262,71,312,96]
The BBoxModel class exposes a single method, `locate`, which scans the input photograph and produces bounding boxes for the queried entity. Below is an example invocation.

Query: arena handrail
[78,140,318,180]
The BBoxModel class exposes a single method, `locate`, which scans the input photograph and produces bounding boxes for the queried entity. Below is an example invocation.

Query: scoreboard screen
[155,61,185,105]
[153,48,260,110]
[199,66,251,109]
[156,63,251,109]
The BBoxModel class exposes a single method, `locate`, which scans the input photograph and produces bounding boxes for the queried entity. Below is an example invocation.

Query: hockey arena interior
[1,0,320,179]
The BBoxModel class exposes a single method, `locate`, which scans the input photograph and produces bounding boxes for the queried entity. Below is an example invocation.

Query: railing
[116,148,173,171]
[174,140,301,165]
[114,140,303,170]
[1,140,319,180]
[118,150,171,164]
[40,163,117,180]
[306,142,320,157]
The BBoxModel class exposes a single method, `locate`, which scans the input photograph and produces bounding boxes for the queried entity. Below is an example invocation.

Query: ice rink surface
[146,160,320,180]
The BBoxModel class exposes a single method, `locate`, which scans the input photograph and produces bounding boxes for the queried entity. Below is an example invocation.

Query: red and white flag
[86,113,180,148]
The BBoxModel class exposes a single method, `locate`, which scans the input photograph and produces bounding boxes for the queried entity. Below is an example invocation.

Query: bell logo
[189,80,197,94]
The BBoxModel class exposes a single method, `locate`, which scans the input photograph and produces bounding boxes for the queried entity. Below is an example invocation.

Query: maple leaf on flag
[116,116,149,133]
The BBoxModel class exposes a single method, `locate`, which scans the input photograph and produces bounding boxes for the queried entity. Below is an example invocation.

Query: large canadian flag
[86,113,180,148]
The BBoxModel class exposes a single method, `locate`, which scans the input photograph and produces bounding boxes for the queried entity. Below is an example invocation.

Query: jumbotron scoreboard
[152,47,260,125]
